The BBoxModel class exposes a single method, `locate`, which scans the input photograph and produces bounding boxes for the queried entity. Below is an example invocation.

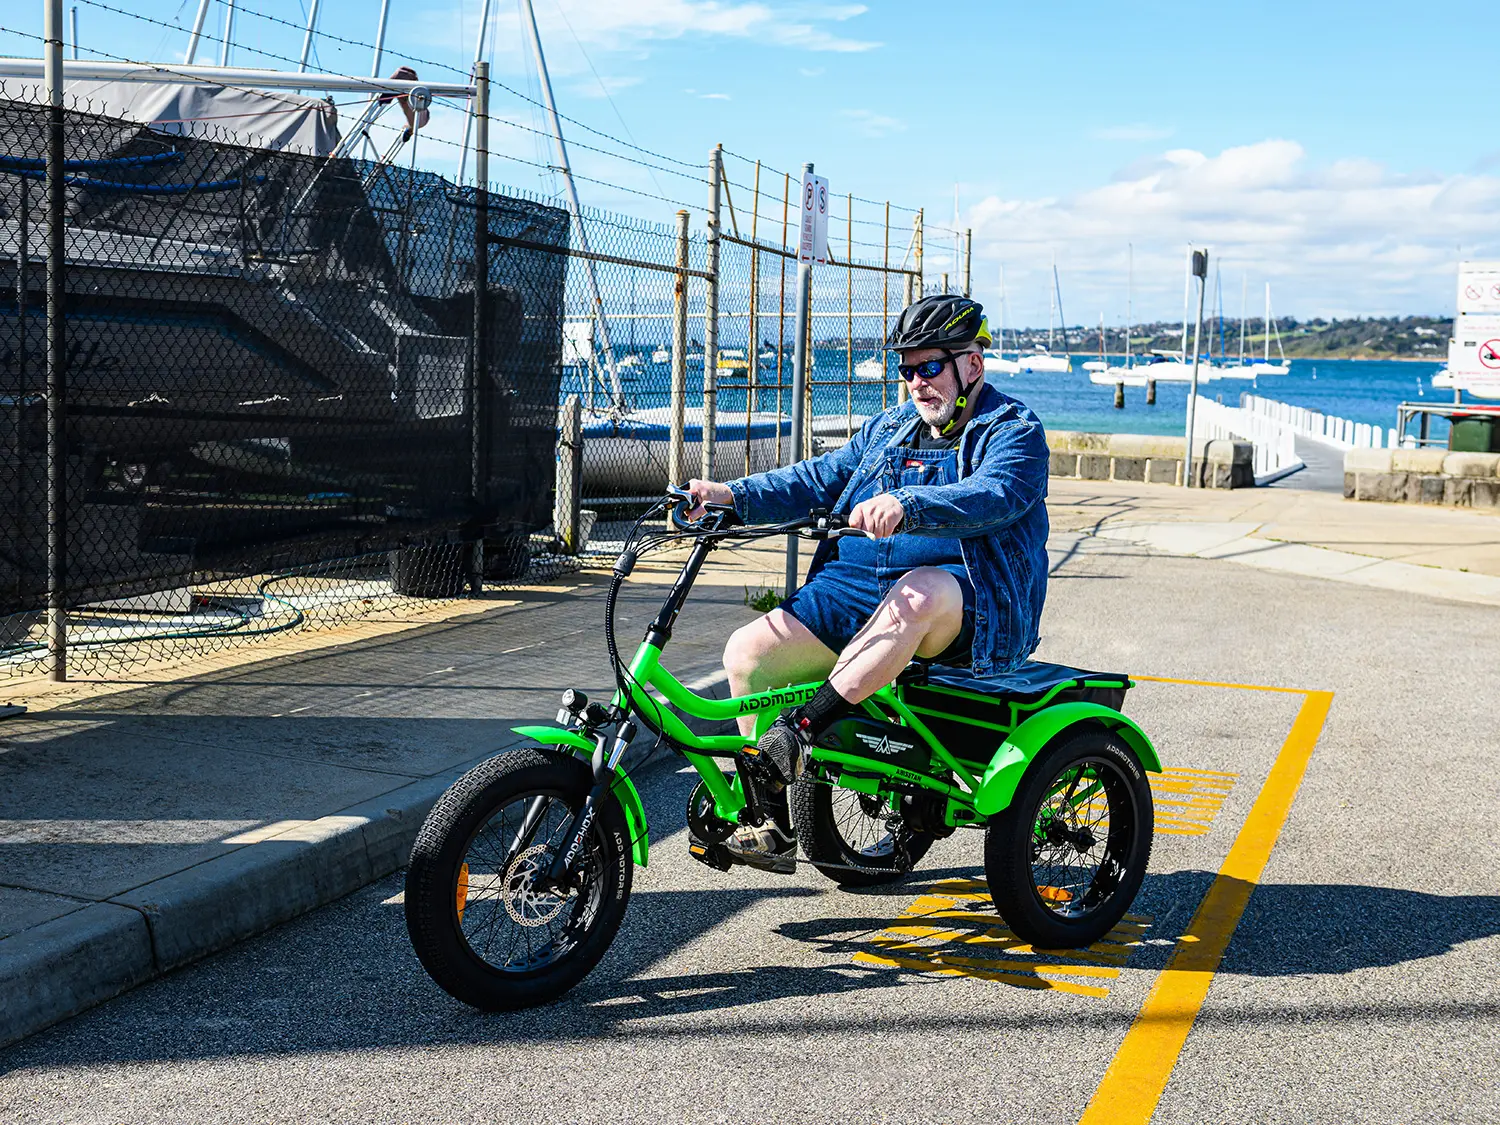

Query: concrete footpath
[0,541,787,1048]
[2,483,1495,1049]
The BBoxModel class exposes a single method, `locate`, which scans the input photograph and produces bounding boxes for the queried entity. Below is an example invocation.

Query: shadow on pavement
[4,864,1496,1074]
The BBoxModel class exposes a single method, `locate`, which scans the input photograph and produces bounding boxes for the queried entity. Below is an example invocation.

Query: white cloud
[967,139,1500,320]
[568,75,644,99]
[799,66,826,77]
[840,107,905,139]
[1091,123,1175,142]
[410,0,879,64]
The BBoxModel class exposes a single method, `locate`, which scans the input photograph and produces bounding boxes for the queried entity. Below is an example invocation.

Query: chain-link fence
[0,92,574,680]
[1,92,936,682]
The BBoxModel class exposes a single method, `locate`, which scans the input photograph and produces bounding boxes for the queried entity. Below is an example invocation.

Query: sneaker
[742,715,809,787]
[725,819,797,875]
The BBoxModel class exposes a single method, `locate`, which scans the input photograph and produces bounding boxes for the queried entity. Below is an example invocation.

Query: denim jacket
[727,384,1050,675]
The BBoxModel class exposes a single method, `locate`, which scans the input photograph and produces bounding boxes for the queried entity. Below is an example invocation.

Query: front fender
[509,725,650,868]
[972,703,1161,817]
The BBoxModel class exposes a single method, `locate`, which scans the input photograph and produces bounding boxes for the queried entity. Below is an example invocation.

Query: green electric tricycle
[404,491,1159,1010]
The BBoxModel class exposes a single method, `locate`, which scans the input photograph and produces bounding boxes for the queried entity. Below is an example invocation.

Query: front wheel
[404,747,632,1010]
[984,728,1153,949]
[790,777,936,887]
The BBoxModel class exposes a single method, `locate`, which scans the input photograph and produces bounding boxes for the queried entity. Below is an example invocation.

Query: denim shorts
[782,560,976,667]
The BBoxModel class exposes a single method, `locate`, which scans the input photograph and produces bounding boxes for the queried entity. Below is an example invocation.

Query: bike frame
[515,518,1160,869]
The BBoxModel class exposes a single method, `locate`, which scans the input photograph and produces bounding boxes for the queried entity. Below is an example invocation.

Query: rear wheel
[984,728,1153,948]
[790,777,936,887]
[404,747,631,1010]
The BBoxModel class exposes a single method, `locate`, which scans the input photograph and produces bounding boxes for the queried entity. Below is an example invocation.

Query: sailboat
[1017,258,1072,373]
[984,264,1022,376]
[855,356,885,380]
[1245,282,1290,376]
[1089,245,1148,386]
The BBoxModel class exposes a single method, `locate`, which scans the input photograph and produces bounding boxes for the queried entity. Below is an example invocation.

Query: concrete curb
[0,728,676,1050]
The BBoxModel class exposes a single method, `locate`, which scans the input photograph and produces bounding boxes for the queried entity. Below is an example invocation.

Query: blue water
[572,353,1450,441]
[976,358,1449,440]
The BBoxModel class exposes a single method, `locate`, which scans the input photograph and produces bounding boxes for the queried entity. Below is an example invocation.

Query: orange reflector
[455,862,470,922]
[1037,885,1073,904]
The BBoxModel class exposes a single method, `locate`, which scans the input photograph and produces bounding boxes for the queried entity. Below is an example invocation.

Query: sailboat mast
[1054,260,1068,357]
[1125,243,1132,370]
[219,0,235,67]
[184,0,212,63]
[1264,282,1271,363]
[1180,246,1190,361]
[1048,254,1056,350]
[298,0,322,72]
[1239,275,1247,366]
[1216,261,1224,361]
[518,0,623,406]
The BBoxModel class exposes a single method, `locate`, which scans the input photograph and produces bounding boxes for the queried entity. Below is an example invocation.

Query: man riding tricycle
[403,296,1160,1009]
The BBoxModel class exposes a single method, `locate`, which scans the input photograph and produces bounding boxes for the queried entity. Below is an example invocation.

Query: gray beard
[914,396,956,428]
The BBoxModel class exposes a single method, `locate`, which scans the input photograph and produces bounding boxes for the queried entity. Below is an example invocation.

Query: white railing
[1191,395,1303,484]
[1239,393,1398,450]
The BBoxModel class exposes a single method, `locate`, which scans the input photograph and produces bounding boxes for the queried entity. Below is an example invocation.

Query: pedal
[686,835,734,872]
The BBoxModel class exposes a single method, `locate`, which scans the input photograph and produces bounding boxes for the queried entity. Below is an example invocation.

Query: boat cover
[44,81,340,154]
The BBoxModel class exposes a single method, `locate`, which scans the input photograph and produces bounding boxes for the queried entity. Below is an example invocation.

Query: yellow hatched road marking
[856,878,1151,999]
[1078,688,1334,1125]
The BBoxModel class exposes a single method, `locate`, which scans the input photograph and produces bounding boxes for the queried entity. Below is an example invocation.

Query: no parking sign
[1456,261,1500,315]
[1446,312,1500,375]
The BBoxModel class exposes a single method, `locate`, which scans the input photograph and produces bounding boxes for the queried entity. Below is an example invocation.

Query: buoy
[1146,378,1156,405]
[1114,382,1125,409]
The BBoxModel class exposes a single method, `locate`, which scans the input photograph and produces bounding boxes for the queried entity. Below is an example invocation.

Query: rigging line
[60,0,706,178]
[549,0,667,200]
[214,0,704,174]
[360,116,701,211]
[430,95,708,185]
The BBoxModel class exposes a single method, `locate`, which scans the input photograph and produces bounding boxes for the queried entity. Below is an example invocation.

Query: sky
[2,0,1498,326]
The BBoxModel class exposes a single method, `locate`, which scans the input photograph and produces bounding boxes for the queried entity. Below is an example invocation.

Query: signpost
[786,164,825,595]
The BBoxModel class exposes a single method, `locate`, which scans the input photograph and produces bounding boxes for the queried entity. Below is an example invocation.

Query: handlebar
[661,490,868,540]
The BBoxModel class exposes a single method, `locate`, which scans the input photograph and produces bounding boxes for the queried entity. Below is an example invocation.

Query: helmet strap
[938,350,982,436]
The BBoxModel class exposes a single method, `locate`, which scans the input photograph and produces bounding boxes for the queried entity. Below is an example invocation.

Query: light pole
[1183,248,1209,487]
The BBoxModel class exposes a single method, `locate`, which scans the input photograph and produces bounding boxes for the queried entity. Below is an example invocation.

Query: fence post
[963,228,972,298]
[45,0,67,682]
[702,145,721,480]
[669,210,690,490]
[786,164,814,596]
[556,395,582,554]
[468,61,490,591]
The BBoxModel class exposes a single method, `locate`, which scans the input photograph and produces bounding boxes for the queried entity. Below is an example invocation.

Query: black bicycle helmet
[882,295,991,352]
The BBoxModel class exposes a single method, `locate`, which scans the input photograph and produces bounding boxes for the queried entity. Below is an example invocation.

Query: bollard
[556,395,582,554]
[1114,381,1125,409]
[1146,377,1156,405]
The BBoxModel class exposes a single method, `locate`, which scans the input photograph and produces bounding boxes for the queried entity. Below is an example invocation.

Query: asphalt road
[2,531,1496,1124]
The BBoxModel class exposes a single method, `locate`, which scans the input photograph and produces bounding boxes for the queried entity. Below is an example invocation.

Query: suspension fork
[544,720,638,888]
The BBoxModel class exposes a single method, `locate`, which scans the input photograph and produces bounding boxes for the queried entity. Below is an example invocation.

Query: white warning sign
[1456,261,1500,315]
[1446,313,1500,375]
[798,171,830,265]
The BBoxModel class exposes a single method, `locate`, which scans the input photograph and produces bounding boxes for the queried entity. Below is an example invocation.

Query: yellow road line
[1131,673,1315,695]
[1077,689,1334,1125]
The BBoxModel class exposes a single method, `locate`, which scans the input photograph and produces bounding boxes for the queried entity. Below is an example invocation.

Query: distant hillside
[990,315,1452,360]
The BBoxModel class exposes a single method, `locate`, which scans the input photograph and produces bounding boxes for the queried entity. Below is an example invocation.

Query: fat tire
[790,777,936,887]
[404,746,631,1010]
[984,727,1153,949]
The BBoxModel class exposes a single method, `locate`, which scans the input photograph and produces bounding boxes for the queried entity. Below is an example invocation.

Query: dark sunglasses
[897,355,954,382]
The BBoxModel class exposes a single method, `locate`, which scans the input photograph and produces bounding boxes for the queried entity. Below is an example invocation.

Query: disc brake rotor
[502,843,568,928]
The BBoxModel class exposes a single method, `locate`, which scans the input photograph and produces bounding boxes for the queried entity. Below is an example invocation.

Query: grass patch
[743,585,783,613]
